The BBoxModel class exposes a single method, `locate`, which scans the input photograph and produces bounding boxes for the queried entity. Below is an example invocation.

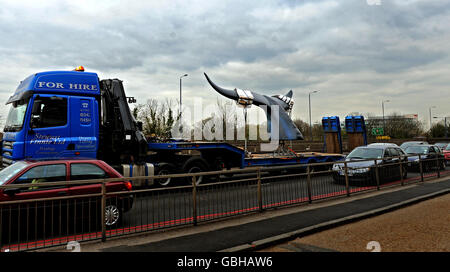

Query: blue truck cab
[2,69,100,167]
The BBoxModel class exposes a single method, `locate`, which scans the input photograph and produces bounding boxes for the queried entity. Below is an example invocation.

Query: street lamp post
[429,106,436,130]
[179,74,188,119]
[308,90,319,141]
[382,100,390,135]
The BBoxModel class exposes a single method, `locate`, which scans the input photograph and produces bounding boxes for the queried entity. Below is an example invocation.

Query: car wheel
[105,203,122,227]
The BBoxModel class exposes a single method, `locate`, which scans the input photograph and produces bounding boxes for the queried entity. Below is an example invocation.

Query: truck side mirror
[30,117,40,130]
[137,121,143,131]
[31,100,42,115]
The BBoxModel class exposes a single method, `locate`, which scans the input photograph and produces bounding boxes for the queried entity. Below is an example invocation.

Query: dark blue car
[332,145,408,185]
[404,145,445,172]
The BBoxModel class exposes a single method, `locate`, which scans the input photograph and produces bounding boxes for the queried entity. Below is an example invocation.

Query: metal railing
[0,154,448,252]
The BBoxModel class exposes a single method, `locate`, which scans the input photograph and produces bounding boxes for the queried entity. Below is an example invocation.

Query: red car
[0,159,133,242]
[443,145,450,165]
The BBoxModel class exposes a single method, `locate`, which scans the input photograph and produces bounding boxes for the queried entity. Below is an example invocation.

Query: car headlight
[332,164,341,171]
[352,167,370,173]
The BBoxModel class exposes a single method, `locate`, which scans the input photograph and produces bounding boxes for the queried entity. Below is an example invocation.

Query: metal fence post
[192,176,197,226]
[101,182,106,242]
[374,159,380,190]
[344,161,350,197]
[419,154,424,182]
[257,168,263,212]
[307,165,312,203]
[436,156,441,179]
[399,156,404,186]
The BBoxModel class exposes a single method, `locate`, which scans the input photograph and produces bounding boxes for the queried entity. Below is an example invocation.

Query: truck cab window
[31,97,67,128]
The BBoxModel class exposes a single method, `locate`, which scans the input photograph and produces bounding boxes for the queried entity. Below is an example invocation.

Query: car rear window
[70,163,108,181]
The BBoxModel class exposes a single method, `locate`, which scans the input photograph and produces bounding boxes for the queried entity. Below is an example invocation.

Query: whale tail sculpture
[204,73,304,140]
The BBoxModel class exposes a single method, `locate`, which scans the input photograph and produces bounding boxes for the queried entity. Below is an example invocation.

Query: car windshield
[400,142,421,149]
[446,145,450,151]
[405,146,429,154]
[0,161,29,186]
[435,143,448,148]
[347,147,383,159]
[4,99,29,132]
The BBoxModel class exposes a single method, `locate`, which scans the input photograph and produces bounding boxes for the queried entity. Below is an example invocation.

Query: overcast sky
[0,0,449,129]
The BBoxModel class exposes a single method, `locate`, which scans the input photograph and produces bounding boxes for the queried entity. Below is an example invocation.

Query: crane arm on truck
[98,79,148,165]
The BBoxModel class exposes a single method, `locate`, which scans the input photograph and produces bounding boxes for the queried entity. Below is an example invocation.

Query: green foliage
[430,122,447,138]
[366,112,425,139]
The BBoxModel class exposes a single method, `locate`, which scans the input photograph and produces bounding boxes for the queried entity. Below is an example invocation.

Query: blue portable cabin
[322,116,343,154]
[345,115,368,145]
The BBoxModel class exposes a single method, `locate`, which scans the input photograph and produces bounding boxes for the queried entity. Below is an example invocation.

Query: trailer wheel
[156,163,175,187]
[183,157,209,185]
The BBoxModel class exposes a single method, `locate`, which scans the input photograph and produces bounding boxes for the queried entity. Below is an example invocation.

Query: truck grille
[2,157,12,167]
[2,140,14,167]
[2,140,13,150]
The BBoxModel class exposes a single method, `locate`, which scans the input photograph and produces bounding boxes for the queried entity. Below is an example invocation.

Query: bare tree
[134,98,176,139]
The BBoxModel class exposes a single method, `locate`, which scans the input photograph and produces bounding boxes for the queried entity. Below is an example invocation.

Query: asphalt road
[113,164,449,236]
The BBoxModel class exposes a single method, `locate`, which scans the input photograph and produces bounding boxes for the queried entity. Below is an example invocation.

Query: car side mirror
[4,187,21,197]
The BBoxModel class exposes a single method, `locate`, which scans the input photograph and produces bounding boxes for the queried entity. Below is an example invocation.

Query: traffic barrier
[0,155,448,252]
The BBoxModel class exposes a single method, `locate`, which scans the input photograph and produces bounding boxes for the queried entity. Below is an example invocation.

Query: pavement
[260,193,450,252]
[43,177,450,252]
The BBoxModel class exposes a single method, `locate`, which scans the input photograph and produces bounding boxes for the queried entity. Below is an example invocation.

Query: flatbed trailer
[147,141,344,172]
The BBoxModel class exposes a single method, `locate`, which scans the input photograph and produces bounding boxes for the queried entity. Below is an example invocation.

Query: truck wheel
[156,163,175,187]
[183,157,209,185]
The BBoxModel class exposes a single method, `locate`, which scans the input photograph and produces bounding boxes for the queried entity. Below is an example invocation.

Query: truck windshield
[347,147,383,159]
[4,99,29,132]
[0,161,29,186]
